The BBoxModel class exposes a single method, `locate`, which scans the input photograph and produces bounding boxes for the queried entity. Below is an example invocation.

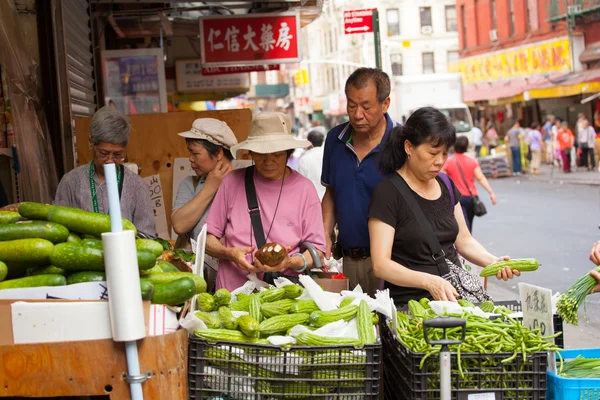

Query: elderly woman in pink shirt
[205,112,326,291]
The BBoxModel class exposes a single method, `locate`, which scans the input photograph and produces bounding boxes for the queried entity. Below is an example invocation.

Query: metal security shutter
[52,0,96,171]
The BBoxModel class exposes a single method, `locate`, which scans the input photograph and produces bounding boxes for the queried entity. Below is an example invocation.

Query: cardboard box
[312,271,349,293]
[0,282,179,346]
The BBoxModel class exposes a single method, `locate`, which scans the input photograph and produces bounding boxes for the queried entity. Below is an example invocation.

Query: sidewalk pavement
[500,163,600,186]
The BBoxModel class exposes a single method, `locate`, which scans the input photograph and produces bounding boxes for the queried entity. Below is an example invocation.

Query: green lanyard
[89,162,123,213]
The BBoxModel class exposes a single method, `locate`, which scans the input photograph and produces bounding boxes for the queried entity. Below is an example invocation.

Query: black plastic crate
[382,322,548,400]
[493,300,564,349]
[188,336,382,399]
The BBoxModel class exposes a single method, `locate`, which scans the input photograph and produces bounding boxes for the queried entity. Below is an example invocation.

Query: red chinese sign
[201,64,280,76]
[343,9,375,35]
[200,13,300,67]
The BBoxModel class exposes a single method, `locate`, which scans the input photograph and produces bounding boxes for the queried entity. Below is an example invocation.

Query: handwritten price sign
[142,174,169,240]
[518,282,554,340]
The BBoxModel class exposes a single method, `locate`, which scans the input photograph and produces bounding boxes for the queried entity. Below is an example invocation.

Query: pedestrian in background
[443,136,496,232]
[321,68,398,296]
[527,122,543,175]
[506,120,522,176]
[542,115,555,165]
[485,122,499,151]
[298,126,327,200]
[577,118,596,171]
[556,119,574,173]
[472,123,483,156]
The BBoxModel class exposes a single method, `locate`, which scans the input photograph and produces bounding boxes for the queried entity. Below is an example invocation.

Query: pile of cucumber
[0,202,206,306]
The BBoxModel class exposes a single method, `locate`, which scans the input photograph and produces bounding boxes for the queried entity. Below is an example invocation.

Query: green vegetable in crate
[203,347,278,378]
[151,277,195,306]
[260,298,295,318]
[0,211,23,224]
[139,278,155,300]
[218,306,238,330]
[46,206,137,237]
[249,294,262,322]
[67,271,106,284]
[195,311,222,329]
[560,356,600,378]
[0,221,69,243]
[372,313,379,325]
[213,288,231,306]
[282,284,304,299]
[50,243,156,271]
[290,299,319,314]
[155,260,178,273]
[493,306,511,315]
[339,297,354,308]
[557,264,600,326]
[419,298,431,309]
[194,328,255,344]
[0,239,54,273]
[0,261,7,282]
[229,296,251,312]
[408,299,427,319]
[196,293,216,312]
[259,313,310,336]
[135,239,164,258]
[268,383,330,398]
[458,299,475,308]
[312,370,366,387]
[295,332,363,347]
[26,265,67,276]
[479,300,495,313]
[479,258,539,277]
[309,305,359,328]
[66,232,81,243]
[145,272,206,294]
[237,315,260,338]
[257,287,285,303]
[357,300,376,344]
[0,274,67,290]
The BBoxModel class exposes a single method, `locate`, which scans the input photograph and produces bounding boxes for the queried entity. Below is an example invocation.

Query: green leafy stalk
[556,266,600,326]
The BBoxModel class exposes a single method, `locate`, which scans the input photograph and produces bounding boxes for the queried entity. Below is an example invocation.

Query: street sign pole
[373,10,382,69]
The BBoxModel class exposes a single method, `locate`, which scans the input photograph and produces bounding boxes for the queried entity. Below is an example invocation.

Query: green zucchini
[0,211,24,224]
[0,261,7,282]
[156,260,178,272]
[18,202,53,220]
[136,239,164,258]
[47,206,137,237]
[81,238,103,249]
[139,264,163,276]
[140,278,155,300]
[50,243,157,271]
[0,239,54,271]
[151,277,196,306]
[26,265,67,276]
[144,272,206,294]
[0,274,67,290]
[66,232,82,243]
[66,271,106,285]
[0,220,69,243]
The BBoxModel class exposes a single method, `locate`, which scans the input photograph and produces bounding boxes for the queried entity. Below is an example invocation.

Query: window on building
[387,9,400,36]
[390,54,403,76]
[445,6,457,32]
[491,0,497,30]
[461,5,467,49]
[525,0,532,32]
[422,52,435,74]
[447,51,459,68]
[509,0,515,36]
[420,7,432,27]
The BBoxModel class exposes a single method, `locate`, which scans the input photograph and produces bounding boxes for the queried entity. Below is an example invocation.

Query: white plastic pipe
[103,163,145,400]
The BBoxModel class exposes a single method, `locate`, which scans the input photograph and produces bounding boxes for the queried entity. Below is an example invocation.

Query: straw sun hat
[230,112,310,159]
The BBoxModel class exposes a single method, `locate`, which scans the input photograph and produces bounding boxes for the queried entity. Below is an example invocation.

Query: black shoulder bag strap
[244,166,266,248]
[389,174,450,277]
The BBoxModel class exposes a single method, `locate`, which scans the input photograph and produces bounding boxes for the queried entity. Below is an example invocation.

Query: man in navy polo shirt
[321,68,398,296]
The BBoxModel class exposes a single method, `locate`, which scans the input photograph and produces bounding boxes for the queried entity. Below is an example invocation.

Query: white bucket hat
[178,118,238,149]
[230,112,310,159]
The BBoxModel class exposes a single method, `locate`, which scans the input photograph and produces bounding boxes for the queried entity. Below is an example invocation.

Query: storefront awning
[525,69,600,100]
[463,75,563,103]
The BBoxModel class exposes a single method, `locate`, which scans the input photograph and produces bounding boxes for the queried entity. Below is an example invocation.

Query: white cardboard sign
[142,174,170,239]
[518,282,554,339]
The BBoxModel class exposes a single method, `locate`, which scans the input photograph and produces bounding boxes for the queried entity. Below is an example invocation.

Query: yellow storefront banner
[449,38,572,83]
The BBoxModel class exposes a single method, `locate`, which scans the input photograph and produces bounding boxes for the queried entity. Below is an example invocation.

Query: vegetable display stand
[188,336,382,399]
[382,322,548,400]
[0,329,188,399]
[547,348,600,400]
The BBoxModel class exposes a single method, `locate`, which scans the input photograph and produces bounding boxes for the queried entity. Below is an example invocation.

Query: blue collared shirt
[321,113,398,249]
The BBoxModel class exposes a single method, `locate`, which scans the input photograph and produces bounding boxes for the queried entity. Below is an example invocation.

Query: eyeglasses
[94,146,126,162]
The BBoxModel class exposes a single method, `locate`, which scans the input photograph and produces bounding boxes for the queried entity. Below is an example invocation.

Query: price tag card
[518,282,554,339]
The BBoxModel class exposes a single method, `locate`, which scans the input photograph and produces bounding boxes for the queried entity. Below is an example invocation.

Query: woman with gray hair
[54,106,156,237]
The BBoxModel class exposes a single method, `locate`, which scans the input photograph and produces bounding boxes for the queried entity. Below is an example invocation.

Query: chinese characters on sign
[175,60,250,93]
[448,38,572,83]
[518,282,554,341]
[143,175,169,239]
[201,64,280,76]
[200,13,300,66]
[343,9,375,35]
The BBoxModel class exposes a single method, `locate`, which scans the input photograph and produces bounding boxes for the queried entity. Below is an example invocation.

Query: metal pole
[373,10,382,69]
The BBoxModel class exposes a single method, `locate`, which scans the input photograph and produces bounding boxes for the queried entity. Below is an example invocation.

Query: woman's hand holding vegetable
[489,256,521,281]
[590,270,600,294]
[227,246,259,272]
[253,246,295,273]
[425,275,459,302]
